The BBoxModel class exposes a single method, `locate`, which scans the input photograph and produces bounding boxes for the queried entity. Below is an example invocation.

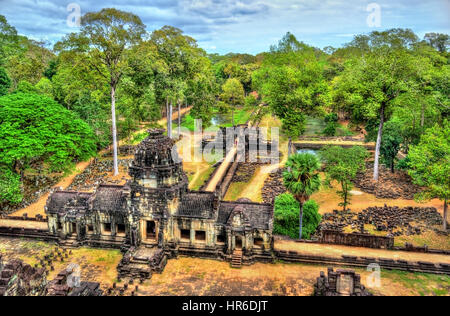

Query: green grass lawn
[188,166,216,191]
[304,116,327,136]
[181,108,253,132]
[303,116,356,137]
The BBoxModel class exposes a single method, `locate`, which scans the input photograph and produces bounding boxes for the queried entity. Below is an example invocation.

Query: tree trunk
[166,98,169,135]
[288,137,292,157]
[421,103,425,129]
[342,182,347,212]
[299,202,304,240]
[391,160,395,173]
[168,101,173,139]
[111,85,119,176]
[178,101,181,138]
[232,109,235,126]
[444,200,448,231]
[373,105,385,181]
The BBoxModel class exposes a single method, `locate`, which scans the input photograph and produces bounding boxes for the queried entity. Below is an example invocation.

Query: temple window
[254,238,264,248]
[103,223,112,234]
[195,231,206,243]
[180,229,190,242]
[217,234,226,245]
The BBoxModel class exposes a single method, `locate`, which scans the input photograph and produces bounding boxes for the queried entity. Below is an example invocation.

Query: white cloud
[0,0,448,54]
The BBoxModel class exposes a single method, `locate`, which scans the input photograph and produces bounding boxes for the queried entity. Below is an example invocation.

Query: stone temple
[45,129,274,275]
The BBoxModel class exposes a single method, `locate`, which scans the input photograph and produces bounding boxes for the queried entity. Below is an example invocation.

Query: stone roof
[92,185,126,213]
[218,201,273,230]
[131,129,181,169]
[177,192,217,219]
[46,191,93,214]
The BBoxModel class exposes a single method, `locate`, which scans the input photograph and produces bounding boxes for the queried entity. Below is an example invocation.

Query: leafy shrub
[323,121,338,136]
[15,80,38,94]
[0,167,22,205]
[397,156,411,170]
[274,193,321,240]
[0,93,97,172]
[244,94,258,110]
[0,67,11,96]
[324,113,338,123]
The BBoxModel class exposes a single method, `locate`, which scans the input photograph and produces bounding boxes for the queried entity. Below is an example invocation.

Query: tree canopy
[283,153,322,239]
[320,146,368,211]
[408,122,449,230]
[274,193,321,240]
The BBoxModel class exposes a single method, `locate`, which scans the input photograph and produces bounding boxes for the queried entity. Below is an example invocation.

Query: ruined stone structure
[0,256,47,296]
[45,129,274,274]
[314,268,373,296]
[46,269,102,296]
[320,230,394,249]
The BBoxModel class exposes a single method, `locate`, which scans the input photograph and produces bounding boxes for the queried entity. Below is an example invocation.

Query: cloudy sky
[0,0,449,54]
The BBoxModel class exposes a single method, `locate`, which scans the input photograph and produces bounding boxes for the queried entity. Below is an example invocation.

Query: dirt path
[0,219,48,229]
[10,159,94,218]
[275,240,450,264]
[239,141,289,202]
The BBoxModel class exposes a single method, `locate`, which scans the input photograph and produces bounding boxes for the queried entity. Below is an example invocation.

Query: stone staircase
[231,249,243,268]
[117,246,167,280]
[58,235,79,248]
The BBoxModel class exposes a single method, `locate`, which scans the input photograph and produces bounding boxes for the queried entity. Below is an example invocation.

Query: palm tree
[283,153,321,239]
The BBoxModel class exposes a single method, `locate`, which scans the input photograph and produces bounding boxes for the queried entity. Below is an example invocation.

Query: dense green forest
[0,9,448,212]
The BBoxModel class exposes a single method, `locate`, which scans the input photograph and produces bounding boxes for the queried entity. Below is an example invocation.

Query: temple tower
[128,129,189,246]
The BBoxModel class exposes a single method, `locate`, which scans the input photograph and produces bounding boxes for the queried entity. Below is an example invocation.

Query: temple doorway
[235,236,243,249]
[145,221,157,241]
[71,223,77,236]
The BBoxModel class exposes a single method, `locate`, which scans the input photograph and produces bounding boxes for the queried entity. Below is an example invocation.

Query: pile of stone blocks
[314,268,373,296]
[0,257,47,296]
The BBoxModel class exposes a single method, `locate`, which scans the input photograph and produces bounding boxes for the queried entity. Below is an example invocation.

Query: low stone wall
[275,250,450,275]
[298,136,364,142]
[2,215,47,222]
[319,230,394,249]
[218,155,240,198]
[0,226,56,242]
[294,142,375,150]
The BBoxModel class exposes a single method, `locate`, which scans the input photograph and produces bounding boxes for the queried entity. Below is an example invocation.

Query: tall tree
[408,122,449,231]
[424,33,449,53]
[56,8,146,175]
[253,33,328,147]
[282,109,306,156]
[283,153,321,239]
[151,26,205,138]
[333,47,416,180]
[220,78,245,126]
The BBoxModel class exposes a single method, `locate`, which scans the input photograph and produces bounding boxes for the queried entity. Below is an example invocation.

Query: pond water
[296,148,319,156]
[210,114,228,126]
